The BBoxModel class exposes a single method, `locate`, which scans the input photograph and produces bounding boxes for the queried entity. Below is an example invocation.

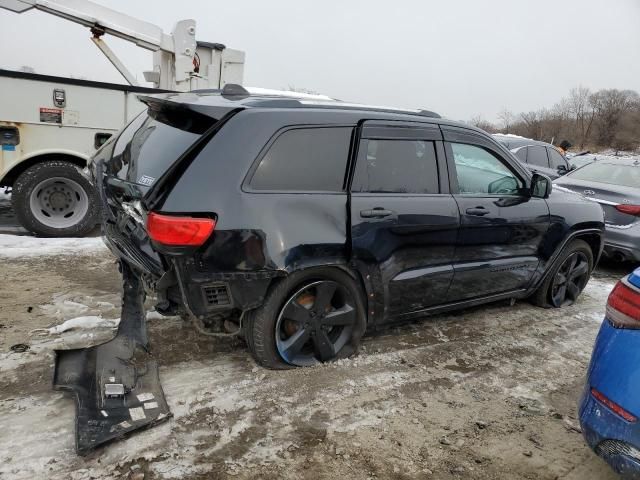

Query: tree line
[471,87,640,153]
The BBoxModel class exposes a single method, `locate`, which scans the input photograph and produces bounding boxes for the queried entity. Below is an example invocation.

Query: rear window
[569,162,640,189]
[249,127,352,192]
[107,110,205,187]
[352,139,439,194]
[513,147,527,162]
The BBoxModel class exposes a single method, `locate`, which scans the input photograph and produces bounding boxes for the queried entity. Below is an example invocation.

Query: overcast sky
[1,0,639,121]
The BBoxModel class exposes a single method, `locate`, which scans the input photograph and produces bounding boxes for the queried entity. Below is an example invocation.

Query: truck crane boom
[0,0,245,91]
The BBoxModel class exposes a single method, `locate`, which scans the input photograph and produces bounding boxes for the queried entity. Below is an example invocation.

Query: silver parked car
[554,158,640,262]
[493,134,572,180]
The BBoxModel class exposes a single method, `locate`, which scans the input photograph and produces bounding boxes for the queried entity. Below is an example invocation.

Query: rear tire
[12,160,99,237]
[244,268,367,369]
[530,239,593,308]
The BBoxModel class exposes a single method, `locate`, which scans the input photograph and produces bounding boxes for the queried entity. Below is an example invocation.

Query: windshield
[568,162,640,189]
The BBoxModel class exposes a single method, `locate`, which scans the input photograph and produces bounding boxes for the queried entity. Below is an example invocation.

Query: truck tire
[12,160,99,237]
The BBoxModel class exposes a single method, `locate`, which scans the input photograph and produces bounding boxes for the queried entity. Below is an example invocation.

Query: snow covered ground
[0,177,635,479]
[0,234,631,479]
[0,233,107,258]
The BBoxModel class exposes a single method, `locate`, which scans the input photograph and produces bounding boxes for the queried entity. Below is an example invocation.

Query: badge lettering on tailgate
[138,175,155,186]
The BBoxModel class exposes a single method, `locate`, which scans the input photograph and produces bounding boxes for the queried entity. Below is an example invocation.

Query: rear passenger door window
[526,146,550,168]
[450,143,523,195]
[249,127,352,191]
[352,139,439,193]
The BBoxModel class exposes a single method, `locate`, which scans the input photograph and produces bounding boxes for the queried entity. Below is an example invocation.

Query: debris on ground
[30,316,119,336]
[9,343,30,353]
[0,240,627,479]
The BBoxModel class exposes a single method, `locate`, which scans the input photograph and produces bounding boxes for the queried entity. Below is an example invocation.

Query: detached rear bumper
[54,262,171,455]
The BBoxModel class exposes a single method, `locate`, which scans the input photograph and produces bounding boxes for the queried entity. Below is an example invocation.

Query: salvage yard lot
[0,235,629,480]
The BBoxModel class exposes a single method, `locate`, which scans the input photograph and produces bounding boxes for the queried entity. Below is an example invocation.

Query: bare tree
[568,86,596,148]
[497,108,515,133]
[503,86,640,151]
[469,115,496,133]
[591,89,638,146]
[520,111,542,139]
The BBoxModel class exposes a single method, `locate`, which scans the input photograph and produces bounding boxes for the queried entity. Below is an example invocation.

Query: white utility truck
[0,0,245,236]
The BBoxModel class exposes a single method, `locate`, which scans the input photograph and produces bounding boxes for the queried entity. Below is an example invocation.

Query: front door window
[451,143,523,195]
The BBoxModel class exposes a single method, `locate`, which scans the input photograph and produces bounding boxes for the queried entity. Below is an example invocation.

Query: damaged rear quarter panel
[158,109,353,295]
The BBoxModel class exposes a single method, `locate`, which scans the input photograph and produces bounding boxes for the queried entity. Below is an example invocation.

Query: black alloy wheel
[549,251,590,307]
[275,280,357,367]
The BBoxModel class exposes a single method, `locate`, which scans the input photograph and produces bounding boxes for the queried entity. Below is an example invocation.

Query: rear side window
[249,127,352,192]
[526,146,550,168]
[548,148,567,169]
[351,139,439,194]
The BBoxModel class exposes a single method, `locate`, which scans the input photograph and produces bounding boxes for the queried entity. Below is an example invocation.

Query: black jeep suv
[94,86,605,369]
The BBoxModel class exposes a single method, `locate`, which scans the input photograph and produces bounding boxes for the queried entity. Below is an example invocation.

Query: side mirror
[557,164,568,174]
[531,173,552,199]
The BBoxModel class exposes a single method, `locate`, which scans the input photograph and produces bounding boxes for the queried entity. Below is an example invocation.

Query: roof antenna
[418,109,441,119]
[221,83,250,98]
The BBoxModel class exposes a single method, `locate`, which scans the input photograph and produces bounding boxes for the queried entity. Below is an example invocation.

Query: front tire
[244,268,367,369]
[530,239,593,308]
[12,160,99,237]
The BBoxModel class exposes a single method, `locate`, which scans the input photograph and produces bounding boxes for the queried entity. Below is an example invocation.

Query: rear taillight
[591,388,637,422]
[615,204,640,217]
[606,280,640,328]
[146,212,215,247]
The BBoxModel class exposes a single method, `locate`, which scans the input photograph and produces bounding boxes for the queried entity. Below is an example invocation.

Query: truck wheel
[244,268,367,369]
[12,160,99,237]
[530,239,593,308]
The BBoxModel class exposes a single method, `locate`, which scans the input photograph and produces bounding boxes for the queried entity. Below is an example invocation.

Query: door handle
[465,207,490,216]
[360,208,394,218]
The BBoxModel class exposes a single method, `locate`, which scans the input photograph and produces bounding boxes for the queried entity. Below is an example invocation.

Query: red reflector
[616,204,640,217]
[607,281,640,328]
[591,388,637,422]
[146,212,215,246]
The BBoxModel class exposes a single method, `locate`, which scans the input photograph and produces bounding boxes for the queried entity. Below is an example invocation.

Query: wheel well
[273,264,367,300]
[573,232,603,265]
[1,154,87,187]
[276,263,372,320]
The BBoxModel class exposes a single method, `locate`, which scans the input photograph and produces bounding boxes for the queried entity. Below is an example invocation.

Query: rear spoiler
[137,92,244,130]
[137,95,226,135]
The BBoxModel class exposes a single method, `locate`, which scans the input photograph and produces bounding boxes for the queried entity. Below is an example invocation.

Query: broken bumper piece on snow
[53,262,171,455]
